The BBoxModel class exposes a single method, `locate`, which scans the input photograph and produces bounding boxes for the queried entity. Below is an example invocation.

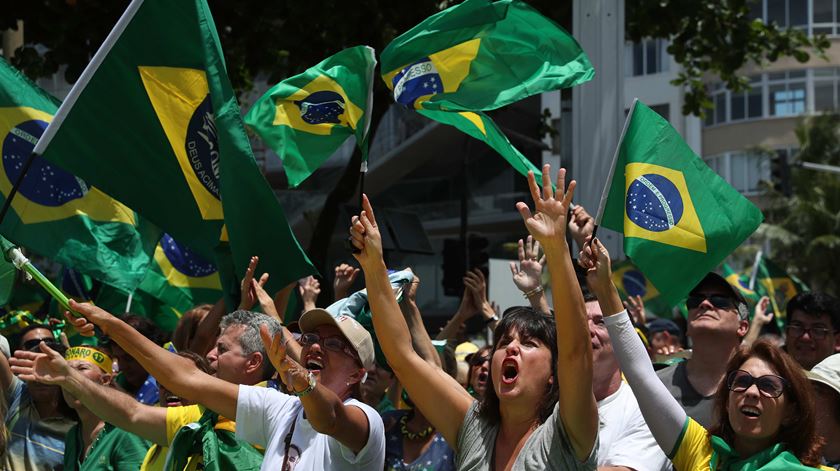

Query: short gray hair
[220,310,282,379]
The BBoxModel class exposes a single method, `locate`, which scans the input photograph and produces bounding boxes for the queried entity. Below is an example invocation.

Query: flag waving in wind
[598,100,764,306]
[0,58,158,292]
[32,0,315,295]
[245,46,376,187]
[380,0,593,181]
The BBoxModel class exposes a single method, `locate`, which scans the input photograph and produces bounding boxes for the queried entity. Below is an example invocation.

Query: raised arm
[516,166,597,461]
[742,296,771,347]
[435,287,478,341]
[10,343,169,445]
[0,335,14,394]
[251,279,302,363]
[350,195,474,447]
[333,263,360,302]
[399,272,442,368]
[190,297,226,356]
[259,326,372,453]
[579,237,688,455]
[64,301,240,420]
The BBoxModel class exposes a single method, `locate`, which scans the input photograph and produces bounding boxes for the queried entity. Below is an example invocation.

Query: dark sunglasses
[299,333,358,360]
[786,324,834,340]
[469,355,491,366]
[726,370,788,398]
[686,294,736,310]
[22,337,55,351]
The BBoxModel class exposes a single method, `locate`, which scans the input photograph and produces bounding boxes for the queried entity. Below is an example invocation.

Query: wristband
[293,371,317,397]
[523,286,544,298]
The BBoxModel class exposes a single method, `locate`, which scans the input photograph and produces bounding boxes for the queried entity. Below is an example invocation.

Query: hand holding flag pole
[0,236,79,317]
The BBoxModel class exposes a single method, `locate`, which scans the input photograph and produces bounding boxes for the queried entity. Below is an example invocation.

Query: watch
[293,371,317,397]
[484,314,500,324]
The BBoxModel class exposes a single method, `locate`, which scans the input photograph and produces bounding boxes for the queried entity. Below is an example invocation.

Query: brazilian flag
[722,263,761,305]
[755,257,808,328]
[380,0,593,181]
[165,408,263,471]
[0,58,158,293]
[601,100,763,306]
[611,259,673,315]
[97,233,222,332]
[35,0,315,297]
[380,0,593,112]
[245,46,376,187]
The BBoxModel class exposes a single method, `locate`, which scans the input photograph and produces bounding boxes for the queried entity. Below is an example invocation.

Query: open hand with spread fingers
[516,165,576,249]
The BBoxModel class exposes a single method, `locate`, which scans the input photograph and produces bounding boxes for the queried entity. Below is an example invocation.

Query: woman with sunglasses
[579,237,827,470]
[350,166,598,470]
[466,346,492,398]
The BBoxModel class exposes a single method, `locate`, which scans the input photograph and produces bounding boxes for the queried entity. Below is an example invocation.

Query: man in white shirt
[62,301,385,471]
[587,293,670,471]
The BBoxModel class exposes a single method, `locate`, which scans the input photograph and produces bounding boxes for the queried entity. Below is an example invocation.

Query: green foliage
[626,0,830,117]
[760,113,840,295]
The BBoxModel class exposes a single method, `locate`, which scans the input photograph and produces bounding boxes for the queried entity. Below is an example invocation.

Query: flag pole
[748,250,763,291]
[351,48,376,255]
[590,98,638,241]
[30,0,145,158]
[0,237,77,315]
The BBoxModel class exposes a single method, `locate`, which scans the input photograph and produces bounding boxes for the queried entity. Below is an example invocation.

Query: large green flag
[380,0,592,180]
[166,408,263,471]
[600,100,763,306]
[722,263,762,305]
[0,58,158,292]
[97,233,222,332]
[380,0,594,112]
[245,46,376,187]
[35,0,315,295]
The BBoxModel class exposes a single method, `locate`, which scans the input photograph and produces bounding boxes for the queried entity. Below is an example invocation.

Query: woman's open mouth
[501,359,519,384]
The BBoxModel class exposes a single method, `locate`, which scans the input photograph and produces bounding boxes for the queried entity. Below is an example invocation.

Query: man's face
[686,284,746,339]
[206,324,254,384]
[586,301,613,365]
[786,310,839,370]
[812,383,840,441]
[18,328,53,353]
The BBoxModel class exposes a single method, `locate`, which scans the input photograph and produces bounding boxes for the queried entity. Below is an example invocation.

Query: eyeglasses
[22,337,54,351]
[299,333,358,360]
[686,294,736,310]
[469,355,491,366]
[786,324,834,340]
[726,370,788,398]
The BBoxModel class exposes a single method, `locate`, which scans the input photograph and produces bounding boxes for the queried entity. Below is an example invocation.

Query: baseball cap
[647,318,682,337]
[806,353,840,398]
[298,309,375,370]
[690,272,750,320]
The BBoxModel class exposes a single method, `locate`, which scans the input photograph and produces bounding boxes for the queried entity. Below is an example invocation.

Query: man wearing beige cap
[62,301,385,471]
[806,353,840,469]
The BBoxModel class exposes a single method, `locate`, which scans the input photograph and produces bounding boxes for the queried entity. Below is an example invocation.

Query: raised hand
[568,205,595,248]
[624,295,647,326]
[298,276,321,312]
[334,263,360,301]
[9,342,73,385]
[516,165,575,248]
[578,236,612,293]
[464,269,495,321]
[239,256,269,311]
[752,296,773,327]
[259,324,311,394]
[509,236,545,294]
[252,279,279,320]
[349,194,384,269]
[64,300,112,336]
[405,270,420,303]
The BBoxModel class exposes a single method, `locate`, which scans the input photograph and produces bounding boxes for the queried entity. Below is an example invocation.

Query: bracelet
[522,286,544,298]
[293,371,317,397]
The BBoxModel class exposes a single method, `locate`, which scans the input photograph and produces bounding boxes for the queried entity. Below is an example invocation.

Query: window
[705,68,840,126]
[625,39,670,77]
[754,0,840,35]
[705,151,772,195]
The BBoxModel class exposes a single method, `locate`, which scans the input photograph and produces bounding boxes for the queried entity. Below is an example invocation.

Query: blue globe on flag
[391,57,442,108]
[626,174,684,232]
[160,233,217,278]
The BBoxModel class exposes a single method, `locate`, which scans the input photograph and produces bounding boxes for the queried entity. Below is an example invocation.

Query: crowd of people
[0,165,838,470]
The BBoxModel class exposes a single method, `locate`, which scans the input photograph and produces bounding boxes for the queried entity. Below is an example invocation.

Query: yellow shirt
[670,417,833,471]
[140,404,203,471]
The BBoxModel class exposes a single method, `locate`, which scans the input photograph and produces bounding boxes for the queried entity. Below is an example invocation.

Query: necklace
[399,413,434,441]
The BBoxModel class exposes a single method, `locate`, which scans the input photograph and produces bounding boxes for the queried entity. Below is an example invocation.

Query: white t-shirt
[597,381,671,471]
[236,385,385,471]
